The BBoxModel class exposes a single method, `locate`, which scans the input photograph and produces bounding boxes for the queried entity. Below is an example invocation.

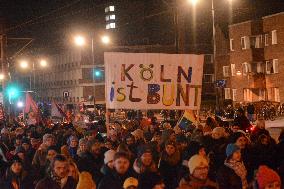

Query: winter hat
[79,138,88,146]
[229,132,246,144]
[76,171,96,189]
[123,177,138,189]
[131,129,144,140]
[15,146,25,154]
[226,143,240,158]
[188,155,209,174]
[256,165,281,189]
[104,149,116,164]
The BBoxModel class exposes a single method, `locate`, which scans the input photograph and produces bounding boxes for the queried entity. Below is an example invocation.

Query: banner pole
[106,109,110,137]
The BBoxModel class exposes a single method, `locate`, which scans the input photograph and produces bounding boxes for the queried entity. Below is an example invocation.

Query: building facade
[219,12,284,105]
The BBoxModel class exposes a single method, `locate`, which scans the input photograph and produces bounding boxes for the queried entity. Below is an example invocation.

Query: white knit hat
[188,155,209,174]
[104,150,116,164]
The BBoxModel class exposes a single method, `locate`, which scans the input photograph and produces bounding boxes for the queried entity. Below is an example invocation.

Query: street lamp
[20,60,29,69]
[40,59,48,67]
[74,35,86,47]
[0,73,4,80]
[101,35,110,45]
[188,0,198,6]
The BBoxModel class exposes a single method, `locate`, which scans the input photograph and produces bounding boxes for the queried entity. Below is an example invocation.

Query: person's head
[43,134,55,147]
[67,135,78,148]
[226,143,241,161]
[138,145,153,167]
[230,124,240,133]
[258,134,269,145]
[212,127,226,140]
[113,152,130,175]
[123,177,138,189]
[76,171,96,189]
[10,159,23,175]
[188,155,209,180]
[256,166,281,189]
[104,150,116,169]
[176,135,188,151]
[78,138,88,153]
[256,119,266,129]
[50,154,69,178]
[30,137,40,148]
[125,135,135,146]
[88,141,101,156]
[46,146,59,161]
[165,141,177,156]
[230,132,248,150]
[68,161,79,182]
[21,138,30,151]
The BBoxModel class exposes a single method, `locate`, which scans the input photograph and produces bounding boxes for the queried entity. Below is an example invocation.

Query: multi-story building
[218,12,284,105]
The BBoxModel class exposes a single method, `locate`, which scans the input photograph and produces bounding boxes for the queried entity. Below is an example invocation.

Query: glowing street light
[74,35,86,46]
[236,70,242,76]
[188,0,199,6]
[40,59,48,67]
[0,73,4,80]
[101,35,110,45]
[17,101,24,108]
[20,60,29,69]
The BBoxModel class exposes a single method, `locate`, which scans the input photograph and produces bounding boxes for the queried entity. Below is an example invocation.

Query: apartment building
[220,12,284,104]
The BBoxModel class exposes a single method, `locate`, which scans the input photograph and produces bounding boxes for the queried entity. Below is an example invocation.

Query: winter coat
[251,143,275,170]
[216,165,242,189]
[35,176,76,189]
[178,175,218,189]
[158,158,181,189]
[77,152,103,184]
[100,164,113,176]
[98,169,135,189]
[0,168,34,189]
[32,145,48,169]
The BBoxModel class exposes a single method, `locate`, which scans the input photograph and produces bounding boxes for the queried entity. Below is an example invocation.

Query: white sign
[104,52,204,110]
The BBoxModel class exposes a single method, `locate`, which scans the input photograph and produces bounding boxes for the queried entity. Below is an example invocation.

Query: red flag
[51,101,67,118]
[24,93,38,114]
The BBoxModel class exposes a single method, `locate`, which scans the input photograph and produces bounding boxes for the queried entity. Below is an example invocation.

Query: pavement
[265,117,284,142]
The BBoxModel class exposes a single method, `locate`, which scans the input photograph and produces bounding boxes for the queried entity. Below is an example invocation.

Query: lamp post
[19,59,48,90]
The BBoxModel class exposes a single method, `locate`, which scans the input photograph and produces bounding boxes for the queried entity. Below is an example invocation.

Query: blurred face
[53,160,69,178]
[264,182,281,189]
[199,148,206,157]
[169,133,176,141]
[45,137,55,147]
[107,160,114,169]
[15,139,22,146]
[91,143,101,155]
[79,143,87,152]
[153,183,166,189]
[126,137,135,145]
[261,136,269,145]
[114,157,130,175]
[17,152,25,160]
[165,144,176,156]
[105,142,113,150]
[192,166,209,180]
[231,126,240,133]
[68,164,77,179]
[70,139,78,148]
[47,150,57,161]
[22,143,30,151]
[141,152,152,166]
[235,136,247,149]
[31,138,40,148]
[231,150,241,161]
[11,162,22,174]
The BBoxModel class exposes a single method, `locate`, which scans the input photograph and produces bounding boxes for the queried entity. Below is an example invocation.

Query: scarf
[50,171,62,187]
[225,159,248,189]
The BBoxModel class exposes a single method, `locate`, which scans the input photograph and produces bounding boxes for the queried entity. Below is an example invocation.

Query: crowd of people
[0,110,284,189]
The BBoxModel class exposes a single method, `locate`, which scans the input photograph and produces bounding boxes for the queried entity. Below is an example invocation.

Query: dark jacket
[158,159,180,189]
[216,165,242,189]
[0,169,34,189]
[98,170,135,189]
[35,176,76,189]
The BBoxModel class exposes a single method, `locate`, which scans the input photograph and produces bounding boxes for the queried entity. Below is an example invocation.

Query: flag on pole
[51,101,67,118]
[177,110,198,131]
[24,93,39,114]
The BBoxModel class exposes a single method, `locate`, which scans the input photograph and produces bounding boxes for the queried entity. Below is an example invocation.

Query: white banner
[104,53,204,110]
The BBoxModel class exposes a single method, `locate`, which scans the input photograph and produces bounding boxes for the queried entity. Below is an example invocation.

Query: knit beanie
[226,143,240,158]
[188,154,209,174]
[104,150,116,164]
[123,177,138,189]
[212,127,226,138]
[257,165,281,189]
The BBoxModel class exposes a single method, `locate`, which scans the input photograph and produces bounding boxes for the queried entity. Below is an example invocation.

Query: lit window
[203,74,214,83]
[110,14,116,20]
[224,88,231,99]
[105,15,109,21]
[223,66,229,77]
[110,22,116,29]
[241,36,250,50]
[106,24,110,29]
[230,39,234,51]
[272,30,277,45]
[232,89,237,101]
[109,6,115,11]
[231,64,236,76]
[264,34,269,46]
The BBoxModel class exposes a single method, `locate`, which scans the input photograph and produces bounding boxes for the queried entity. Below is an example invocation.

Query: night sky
[1,0,284,55]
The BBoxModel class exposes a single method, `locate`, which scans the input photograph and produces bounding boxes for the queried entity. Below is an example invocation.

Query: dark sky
[1,0,284,55]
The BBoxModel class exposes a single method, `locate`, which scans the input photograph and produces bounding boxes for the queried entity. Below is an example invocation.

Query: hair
[49,154,68,169]
[69,160,80,182]
[114,152,130,161]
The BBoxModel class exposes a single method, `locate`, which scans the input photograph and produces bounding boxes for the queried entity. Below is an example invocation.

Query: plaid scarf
[225,159,248,189]
[50,171,62,187]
